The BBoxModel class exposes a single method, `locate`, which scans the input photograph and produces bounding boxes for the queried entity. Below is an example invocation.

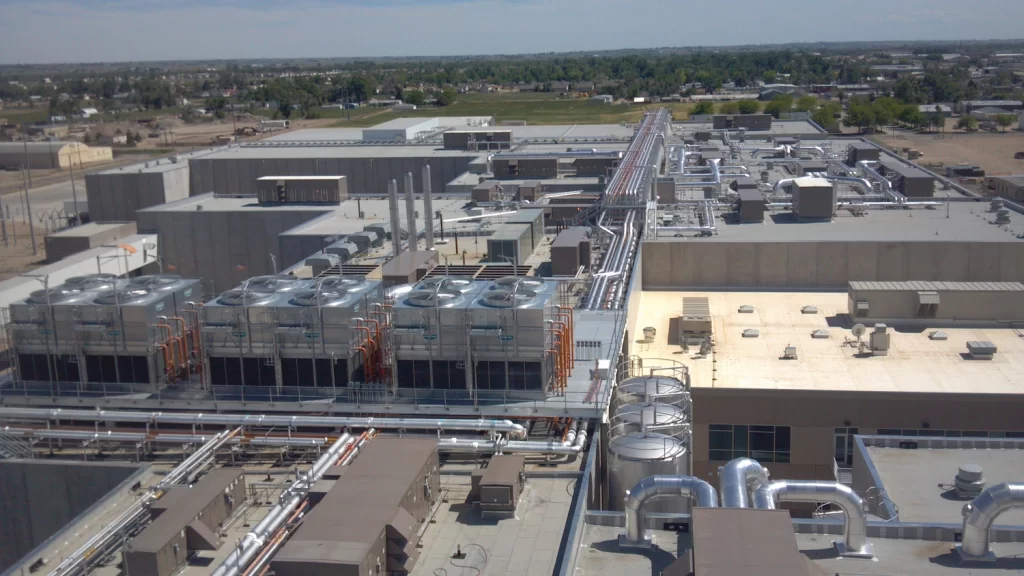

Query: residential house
[549,81,571,93]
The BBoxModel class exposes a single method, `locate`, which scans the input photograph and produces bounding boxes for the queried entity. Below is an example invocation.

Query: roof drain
[719,457,768,508]
[619,475,719,548]
[957,482,1024,562]
[754,480,875,558]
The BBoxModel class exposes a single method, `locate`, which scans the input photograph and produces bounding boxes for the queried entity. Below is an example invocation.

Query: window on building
[709,424,790,463]
[834,427,859,466]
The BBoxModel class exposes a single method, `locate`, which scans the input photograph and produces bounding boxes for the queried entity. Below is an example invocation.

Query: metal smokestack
[422,164,435,249]
[404,171,418,251]
[388,179,402,258]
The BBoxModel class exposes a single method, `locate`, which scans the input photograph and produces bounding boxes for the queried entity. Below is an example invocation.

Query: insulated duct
[437,421,588,455]
[404,171,418,251]
[754,480,874,558]
[209,433,355,576]
[621,475,719,546]
[388,178,402,257]
[958,482,1024,560]
[719,457,769,508]
[422,164,435,249]
[0,407,529,438]
[857,160,907,204]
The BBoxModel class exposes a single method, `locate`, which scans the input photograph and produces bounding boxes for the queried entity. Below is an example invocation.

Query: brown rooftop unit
[471,180,502,202]
[516,180,543,202]
[124,468,246,576]
[691,508,828,576]
[735,189,766,223]
[550,227,592,276]
[381,250,439,285]
[271,438,440,576]
[477,455,526,513]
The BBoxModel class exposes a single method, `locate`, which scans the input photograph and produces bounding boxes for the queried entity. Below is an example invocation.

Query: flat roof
[634,290,1024,393]
[792,176,832,188]
[194,144,481,160]
[93,149,215,174]
[864,444,1024,524]
[674,119,824,135]
[665,203,1024,242]
[365,117,437,130]
[256,175,345,181]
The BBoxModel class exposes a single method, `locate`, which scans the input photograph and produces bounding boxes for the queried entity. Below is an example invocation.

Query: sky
[1,0,1023,65]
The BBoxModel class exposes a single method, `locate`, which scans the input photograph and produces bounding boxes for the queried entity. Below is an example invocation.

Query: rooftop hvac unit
[124,274,201,320]
[324,240,360,261]
[305,253,341,276]
[404,288,465,309]
[64,274,119,292]
[479,289,539,309]
[415,276,477,294]
[244,275,312,294]
[9,287,98,348]
[491,276,546,292]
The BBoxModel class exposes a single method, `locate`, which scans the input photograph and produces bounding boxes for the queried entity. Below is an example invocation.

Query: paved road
[0,178,86,223]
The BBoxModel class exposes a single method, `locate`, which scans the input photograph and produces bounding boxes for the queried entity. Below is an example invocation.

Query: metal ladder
[0,429,35,460]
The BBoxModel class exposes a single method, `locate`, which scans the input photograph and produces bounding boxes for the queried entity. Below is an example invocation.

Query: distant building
[573,81,595,93]
[75,107,99,119]
[549,81,570,93]
[587,95,614,106]
[0,141,113,170]
[962,100,1023,114]
[870,64,924,74]
[970,106,1014,121]
[988,176,1024,202]
[919,104,953,117]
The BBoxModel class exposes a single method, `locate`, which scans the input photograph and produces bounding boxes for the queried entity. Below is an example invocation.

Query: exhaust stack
[388,179,402,258]
[404,171,418,251]
[422,164,435,249]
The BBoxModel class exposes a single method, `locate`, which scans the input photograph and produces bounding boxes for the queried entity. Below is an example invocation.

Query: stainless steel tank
[611,402,689,438]
[607,431,690,512]
[615,375,689,408]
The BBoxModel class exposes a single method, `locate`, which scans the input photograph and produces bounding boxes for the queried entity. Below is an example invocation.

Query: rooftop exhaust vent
[217,289,276,307]
[27,287,90,305]
[417,276,476,293]
[995,209,1011,225]
[738,305,755,314]
[742,329,760,338]
[480,289,538,308]
[94,288,152,305]
[291,289,348,306]
[317,276,366,291]
[801,306,818,314]
[493,276,546,291]
[929,331,949,341]
[954,464,986,499]
[246,275,304,293]
[811,329,830,339]
[128,274,184,288]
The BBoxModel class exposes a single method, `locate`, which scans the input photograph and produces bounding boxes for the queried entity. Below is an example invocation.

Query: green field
[327,98,694,128]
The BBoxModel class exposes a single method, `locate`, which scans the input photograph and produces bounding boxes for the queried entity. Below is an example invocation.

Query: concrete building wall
[188,156,472,197]
[491,158,559,180]
[124,532,186,576]
[641,241,1024,289]
[0,460,141,573]
[990,177,1024,202]
[85,165,190,223]
[44,221,138,262]
[137,208,330,293]
[848,283,1024,322]
[690,388,1024,486]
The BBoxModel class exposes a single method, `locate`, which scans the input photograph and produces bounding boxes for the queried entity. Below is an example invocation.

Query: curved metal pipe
[0,407,528,438]
[719,457,768,508]
[622,475,718,546]
[959,482,1024,560]
[754,480,873,557]
[857,160,907,204]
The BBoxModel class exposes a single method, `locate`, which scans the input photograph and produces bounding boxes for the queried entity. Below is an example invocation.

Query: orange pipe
[353,346,370,381]
[562,418,573,442]
[555,313,573,368]
[154,324,175,381]
[547,329,564,392]
[557,306,574,367]
[170,317,188,370]
[551,321,569,377]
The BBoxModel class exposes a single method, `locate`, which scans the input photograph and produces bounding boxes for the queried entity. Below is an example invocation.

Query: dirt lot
[869,122,1024,177]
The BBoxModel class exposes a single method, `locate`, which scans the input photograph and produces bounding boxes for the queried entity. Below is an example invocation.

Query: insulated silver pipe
[754,480,872,557]
[422,164,434,249]
[437,422,588,455]
[857,160,907,204]
[388,179,402,257]
[959,482,1024,559]
[622,475,718,545]
[209,433,355,576]
[404,172,418,251]
[719,457,768,508]
[0,407,528,438]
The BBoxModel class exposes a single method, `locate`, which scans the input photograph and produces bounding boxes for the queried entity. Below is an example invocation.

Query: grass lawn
[327,98,695,128]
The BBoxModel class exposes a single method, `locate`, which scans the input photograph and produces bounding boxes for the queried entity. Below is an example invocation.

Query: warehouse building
[0,141,112,170]
[989,175,1024,202]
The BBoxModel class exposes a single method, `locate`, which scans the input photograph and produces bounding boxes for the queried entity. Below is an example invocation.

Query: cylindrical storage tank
[607,432,689,512]
[615,375,688,408]
[611,402,688,438]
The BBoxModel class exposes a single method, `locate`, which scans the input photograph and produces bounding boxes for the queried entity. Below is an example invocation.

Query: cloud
[1,0,1022,64]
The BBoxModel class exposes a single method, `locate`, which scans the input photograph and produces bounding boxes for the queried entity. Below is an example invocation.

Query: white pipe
[0,407,528,438]
[209,433,355,576]
[622,475,718,545]
[754,480,873,557]
[388,179,402,257]
[857,160,907,204]
[437,425,588,455]
[404,172,418,251]
[959,482,1024,559]
[422,164,434,249]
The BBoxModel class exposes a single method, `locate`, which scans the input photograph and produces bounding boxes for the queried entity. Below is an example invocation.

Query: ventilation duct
[958,482,1024,561]
[719,457,769,508]
[620,475,718,547]
[754,480,874,558]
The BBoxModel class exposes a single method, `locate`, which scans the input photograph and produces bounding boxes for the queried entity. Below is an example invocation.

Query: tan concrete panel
[967,242,1001,281]
[670,243,691,287]
[876,243,907,281]
[755,242,789,287]
[790,426,833,466]
[786,243,819,287]
[641,242,670,288]
[999,243,1024,282]
[846,243,880,282]
[726,243,757,287]
[694,243,730,286]
[935,241,972,281]
[905,242,941,280]
[815,242,849,287]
